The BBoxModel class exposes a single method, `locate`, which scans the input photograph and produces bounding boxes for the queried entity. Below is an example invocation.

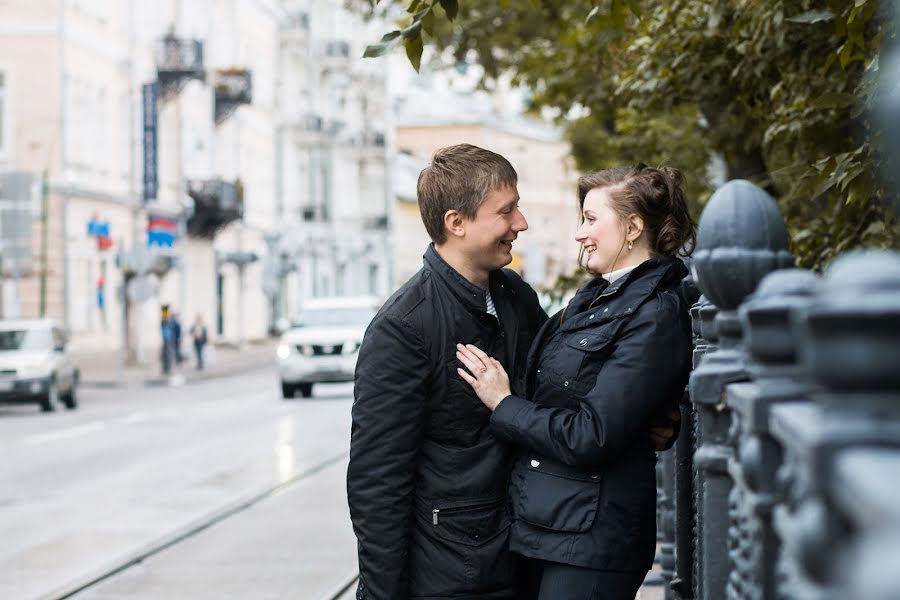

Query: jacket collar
[560,256,687,332]
[423,244,515,315]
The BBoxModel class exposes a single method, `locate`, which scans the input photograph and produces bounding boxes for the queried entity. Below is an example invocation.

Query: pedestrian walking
[160,304,174,375]
[190,315,208,371]
[171,311,184,364]
[456,164,696,600]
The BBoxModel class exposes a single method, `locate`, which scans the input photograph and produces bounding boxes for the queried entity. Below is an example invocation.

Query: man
[348,144,545,599]
[348,145,678,599]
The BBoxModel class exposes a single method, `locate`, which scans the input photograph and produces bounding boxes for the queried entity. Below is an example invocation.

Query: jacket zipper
[432,509,440,525]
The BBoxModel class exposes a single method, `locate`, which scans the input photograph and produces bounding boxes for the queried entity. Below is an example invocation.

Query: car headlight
[342,340,361,355]
[276,343,292,360]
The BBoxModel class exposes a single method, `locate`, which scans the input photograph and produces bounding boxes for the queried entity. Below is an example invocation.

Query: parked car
[0,319,79,412]
[277,296,380,398]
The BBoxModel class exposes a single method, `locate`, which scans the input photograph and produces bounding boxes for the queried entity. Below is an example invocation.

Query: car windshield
[295,306,376,328]
[0,328,53,352]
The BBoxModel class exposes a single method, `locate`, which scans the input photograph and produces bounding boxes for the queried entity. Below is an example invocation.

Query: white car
[277,296,380,398]
[0,319,79,412]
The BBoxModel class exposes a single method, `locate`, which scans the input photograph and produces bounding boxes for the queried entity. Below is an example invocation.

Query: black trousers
[518,557,647,600]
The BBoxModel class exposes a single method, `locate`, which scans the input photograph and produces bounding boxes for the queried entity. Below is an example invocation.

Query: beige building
[393,113,580,293]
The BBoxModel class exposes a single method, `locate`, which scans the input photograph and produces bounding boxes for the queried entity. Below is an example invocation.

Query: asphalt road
[0,367,357,600]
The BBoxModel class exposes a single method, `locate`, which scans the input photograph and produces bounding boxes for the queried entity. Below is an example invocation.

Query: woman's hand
[455,343,511,411]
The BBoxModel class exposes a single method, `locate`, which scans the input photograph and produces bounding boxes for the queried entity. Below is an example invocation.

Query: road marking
[24,421,107,445]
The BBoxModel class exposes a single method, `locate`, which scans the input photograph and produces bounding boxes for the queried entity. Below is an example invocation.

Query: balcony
[186,178,243,238]
[214,68,252,124]
[156,34,205,95]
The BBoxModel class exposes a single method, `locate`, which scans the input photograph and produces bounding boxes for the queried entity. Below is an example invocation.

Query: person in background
[457,164,696,600]
[190,315,208,371]
[160,304,173,374]
[171,311,184,365]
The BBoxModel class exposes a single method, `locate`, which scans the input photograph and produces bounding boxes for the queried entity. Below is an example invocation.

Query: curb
[79,358,276,389]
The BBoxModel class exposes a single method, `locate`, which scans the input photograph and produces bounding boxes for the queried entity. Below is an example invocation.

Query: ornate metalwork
[689,180,794,600]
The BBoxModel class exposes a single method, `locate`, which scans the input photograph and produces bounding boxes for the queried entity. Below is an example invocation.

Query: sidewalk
[75,339,277,388]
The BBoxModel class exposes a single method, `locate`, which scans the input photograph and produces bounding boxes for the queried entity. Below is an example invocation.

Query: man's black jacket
[347,245,547,600]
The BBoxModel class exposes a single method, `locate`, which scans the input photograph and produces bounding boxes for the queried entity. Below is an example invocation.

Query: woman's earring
[628,240,633,251]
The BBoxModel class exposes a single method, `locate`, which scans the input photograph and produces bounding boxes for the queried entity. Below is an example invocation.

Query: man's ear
[443,209,466,239]
[625,213,645,242]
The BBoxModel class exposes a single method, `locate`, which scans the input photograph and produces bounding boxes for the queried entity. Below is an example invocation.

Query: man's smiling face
[461,185,528,273]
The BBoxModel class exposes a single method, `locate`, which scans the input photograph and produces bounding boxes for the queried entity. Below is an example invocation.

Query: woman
[456,164,695,599]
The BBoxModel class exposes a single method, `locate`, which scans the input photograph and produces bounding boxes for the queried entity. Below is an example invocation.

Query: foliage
[355,0,899,276]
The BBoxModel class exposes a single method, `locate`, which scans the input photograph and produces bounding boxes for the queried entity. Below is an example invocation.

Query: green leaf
[420,7,435,36]
[786,10,834,24]
[404,34,424,72]
[810,92,857,109]
[863,220,886,237]
[500,0,511,9]
[439,0,458,21]
[402,19,422,40]
[362,30,402,58]
[407,0,423,13]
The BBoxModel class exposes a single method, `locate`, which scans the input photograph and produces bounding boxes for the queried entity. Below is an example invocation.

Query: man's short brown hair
[417,144,518,244]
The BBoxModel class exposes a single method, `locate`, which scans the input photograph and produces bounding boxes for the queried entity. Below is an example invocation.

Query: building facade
[0,0,392,358]
[273,1,393,328]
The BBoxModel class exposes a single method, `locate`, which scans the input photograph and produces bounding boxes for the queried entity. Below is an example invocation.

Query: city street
[0,368,357,600]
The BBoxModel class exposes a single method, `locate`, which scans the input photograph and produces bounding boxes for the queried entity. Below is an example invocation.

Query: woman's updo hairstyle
[577,164,697,257]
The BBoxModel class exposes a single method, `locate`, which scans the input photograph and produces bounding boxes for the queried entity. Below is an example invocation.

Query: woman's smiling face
[574,186,628,275]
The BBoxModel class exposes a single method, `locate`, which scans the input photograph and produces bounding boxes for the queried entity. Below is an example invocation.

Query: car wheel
[61,381,78,409]
[281,381,295,399]
[298,383,313,398]
[40,379,59,412]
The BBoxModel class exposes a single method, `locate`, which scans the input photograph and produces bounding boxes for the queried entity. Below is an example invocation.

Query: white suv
[277,296,380,398]
[0,319,79,412]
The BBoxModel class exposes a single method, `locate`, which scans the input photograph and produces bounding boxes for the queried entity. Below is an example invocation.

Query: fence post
[770,251,900,598]
[723,269,820,599]
[658,263,702,599]
[670,295,712,600]
[688,180,794,599]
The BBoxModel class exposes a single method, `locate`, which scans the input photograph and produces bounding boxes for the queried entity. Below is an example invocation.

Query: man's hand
[650,390,688,451]
[650,408,681,450]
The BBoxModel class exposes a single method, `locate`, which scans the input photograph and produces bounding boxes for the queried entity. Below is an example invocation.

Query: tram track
[49,450,350,600]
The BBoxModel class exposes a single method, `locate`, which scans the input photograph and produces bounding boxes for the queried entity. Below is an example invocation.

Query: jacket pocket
[561,333,615,396]
[427,496,509,546]
[409,496,514,596]
[510,455,601,533]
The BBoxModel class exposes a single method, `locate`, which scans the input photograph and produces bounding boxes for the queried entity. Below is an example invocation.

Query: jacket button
[563,381,569,387]
[589,314,595,319]
[579,338,587,346]
[603,307,609,313]
[536,369,541,373]
[530,459,540,468]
